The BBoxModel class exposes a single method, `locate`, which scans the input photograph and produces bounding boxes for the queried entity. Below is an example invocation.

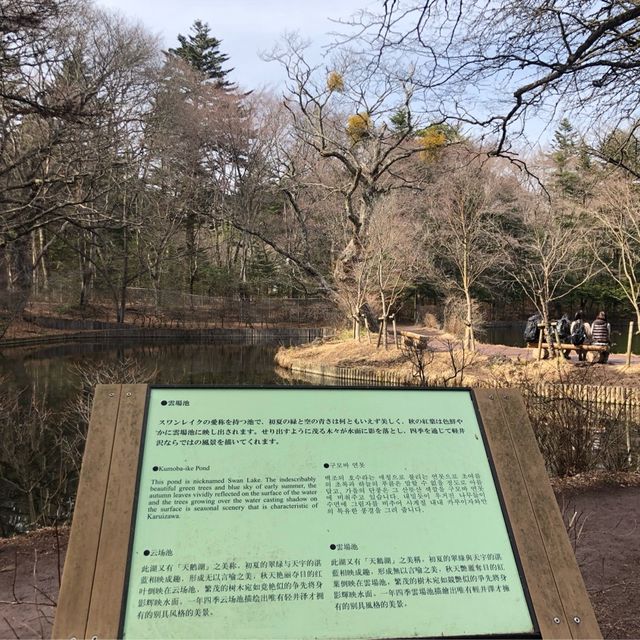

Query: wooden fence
[522,381,640,421]
[28,290,340,328]
[1,327,334,349]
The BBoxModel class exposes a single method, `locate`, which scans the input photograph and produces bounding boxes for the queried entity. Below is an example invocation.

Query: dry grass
[277,335,411,370]
[550,471,640,492]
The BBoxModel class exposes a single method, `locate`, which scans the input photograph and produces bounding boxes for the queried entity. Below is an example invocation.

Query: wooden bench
[399,330,430,349]
[527,341,610,362]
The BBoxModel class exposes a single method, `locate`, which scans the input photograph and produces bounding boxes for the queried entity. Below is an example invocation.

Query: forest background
[3,0,640,348]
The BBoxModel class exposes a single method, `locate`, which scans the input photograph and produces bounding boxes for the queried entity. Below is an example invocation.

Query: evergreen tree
[168,20,234,89]
[390,108,409,133]
[551,118,578,195]
[551,118,591,201]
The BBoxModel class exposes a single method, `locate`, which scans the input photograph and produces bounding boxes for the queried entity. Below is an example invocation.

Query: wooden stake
[626,321,634,366]
[537,327,543,361]
[553,326,563,359]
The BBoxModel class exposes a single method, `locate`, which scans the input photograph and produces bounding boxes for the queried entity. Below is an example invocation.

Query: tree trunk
[334,233,379,334]
[12,235,33,292]
[462,249,476,351]
[117,219,129,324]
[213,220,223,267]
[0,241,30,339]
[27,490,37,527]
[464,288,476,351]
[379,265,388,349]
[38,228,48,291]
[240,234,249,285]
[152,271,162,309]
[78,233,94,307]
[360,302,379,334]
[0,244,9,291]
[540,307,556,357]
[31,232,39,294]
[185,212,198,299]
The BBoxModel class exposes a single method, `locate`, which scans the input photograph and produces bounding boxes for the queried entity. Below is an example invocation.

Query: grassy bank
[275,328,640,388]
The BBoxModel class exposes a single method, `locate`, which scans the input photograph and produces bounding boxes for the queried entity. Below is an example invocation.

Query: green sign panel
[120,387,536,639]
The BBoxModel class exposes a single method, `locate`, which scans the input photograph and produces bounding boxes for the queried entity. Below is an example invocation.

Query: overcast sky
[96,0,372,90]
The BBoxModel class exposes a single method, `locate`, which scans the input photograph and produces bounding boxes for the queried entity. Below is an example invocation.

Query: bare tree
[507,197,596,341]
[428,159,516,350]
[254,35,433,326]
[0,3,160,323]
[346,1,640,161]
[0,3,158,239]
[367,194,424,347]
[591,178,640,332]
[0,0,83,120]
[0,389,67,528]
[206,91,286,295]
[146,53,260,298]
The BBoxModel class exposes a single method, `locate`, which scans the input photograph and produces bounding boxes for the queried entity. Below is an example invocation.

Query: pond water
[1,338,302,398]
[0,337,311,535]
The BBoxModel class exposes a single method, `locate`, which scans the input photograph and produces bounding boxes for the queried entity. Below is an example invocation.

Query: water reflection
[0,337,308,535]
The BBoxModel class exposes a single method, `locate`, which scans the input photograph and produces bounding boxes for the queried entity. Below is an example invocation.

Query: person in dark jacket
[570,310,591,361]
[556,313,572,359]
[591,311,611,363]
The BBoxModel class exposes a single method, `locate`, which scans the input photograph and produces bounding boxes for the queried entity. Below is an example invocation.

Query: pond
[0,336,313,536]
[1,339,300,396]
[2,327,636,536]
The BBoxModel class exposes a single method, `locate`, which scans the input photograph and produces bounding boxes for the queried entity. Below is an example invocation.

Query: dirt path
[558,486,640,639]
[402,325,640,366]
[0,486,638,639]
[0,528,67,639]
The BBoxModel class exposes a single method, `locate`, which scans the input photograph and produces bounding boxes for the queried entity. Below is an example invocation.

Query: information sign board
[120,387,535,639]
[52,385,602,640]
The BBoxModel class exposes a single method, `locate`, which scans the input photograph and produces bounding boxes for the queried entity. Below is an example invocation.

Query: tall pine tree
[551,118,591,202]
[168,20,234,89]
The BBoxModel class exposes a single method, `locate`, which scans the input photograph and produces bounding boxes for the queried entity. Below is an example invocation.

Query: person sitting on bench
[591,311,611,363]
[570,310,591,361]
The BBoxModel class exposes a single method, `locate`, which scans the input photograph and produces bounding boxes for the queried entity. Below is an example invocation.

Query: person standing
[570,310,591,361]
[591,311,611,363]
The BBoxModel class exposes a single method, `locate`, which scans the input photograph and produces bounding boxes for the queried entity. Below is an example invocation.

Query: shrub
[526,387,638,476]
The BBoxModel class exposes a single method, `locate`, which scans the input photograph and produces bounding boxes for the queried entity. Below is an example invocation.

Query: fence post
[537,329,543,361]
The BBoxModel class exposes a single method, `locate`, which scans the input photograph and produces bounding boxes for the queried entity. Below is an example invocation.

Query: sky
[95,0,372,91]
[93,0,554,150]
